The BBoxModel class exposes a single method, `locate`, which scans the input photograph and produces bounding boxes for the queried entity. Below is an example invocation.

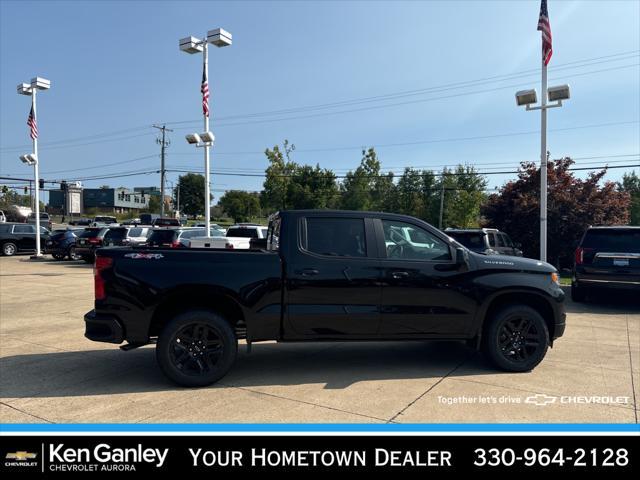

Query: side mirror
[455,247,468,268]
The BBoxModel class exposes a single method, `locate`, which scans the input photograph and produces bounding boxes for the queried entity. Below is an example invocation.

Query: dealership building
[48,187,149,214]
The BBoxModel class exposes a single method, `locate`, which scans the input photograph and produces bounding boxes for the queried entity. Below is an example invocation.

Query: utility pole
[152,124,172,217]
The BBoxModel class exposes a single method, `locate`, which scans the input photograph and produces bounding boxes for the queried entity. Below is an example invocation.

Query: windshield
[104,228,127,240]
[148,230,178,244]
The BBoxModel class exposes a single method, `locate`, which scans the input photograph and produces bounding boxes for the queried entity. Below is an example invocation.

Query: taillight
[171,240,181,248]
[94,256,113,301]
[575,247,593,265]
[88,237,102,245]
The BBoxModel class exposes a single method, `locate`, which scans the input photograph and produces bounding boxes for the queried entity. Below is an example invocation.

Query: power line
[1,50,637,152]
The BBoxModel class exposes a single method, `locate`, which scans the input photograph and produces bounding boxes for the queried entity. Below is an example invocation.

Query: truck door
[285,215,382,337]
[376,218,476,336]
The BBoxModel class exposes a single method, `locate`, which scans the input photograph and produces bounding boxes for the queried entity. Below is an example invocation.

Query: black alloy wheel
[156,310,237,387]
[483,305,549,372]
[170,323,224,376]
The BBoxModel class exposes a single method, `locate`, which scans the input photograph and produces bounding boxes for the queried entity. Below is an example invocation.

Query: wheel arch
[476,289,557,344]
[149,285,247,339]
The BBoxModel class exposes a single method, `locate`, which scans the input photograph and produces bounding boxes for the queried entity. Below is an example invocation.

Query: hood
[469,252,556,273]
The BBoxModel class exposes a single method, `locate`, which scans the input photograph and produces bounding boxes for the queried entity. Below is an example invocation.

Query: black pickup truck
[85,210,565,387]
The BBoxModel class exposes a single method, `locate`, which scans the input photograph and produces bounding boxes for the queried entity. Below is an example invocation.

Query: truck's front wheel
[482,305,549,372]
[156,310,237,387]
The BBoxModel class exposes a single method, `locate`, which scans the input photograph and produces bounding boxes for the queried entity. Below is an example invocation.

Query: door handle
[391,271,409,279]
[298,268,319,277]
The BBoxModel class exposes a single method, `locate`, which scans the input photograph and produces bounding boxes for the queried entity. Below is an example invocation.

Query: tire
[482,305,549,372]
[571,283,586,302]
[156,310,237,387]
[2,242,17,256]
[68,246,81,261]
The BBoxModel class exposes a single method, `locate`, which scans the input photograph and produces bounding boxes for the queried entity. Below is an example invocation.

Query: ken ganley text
[190,448,452,468]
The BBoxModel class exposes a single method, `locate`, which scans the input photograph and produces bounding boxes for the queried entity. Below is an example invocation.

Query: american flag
[201,65,210,117]
[537,0,553,66]
[27,106,38,140]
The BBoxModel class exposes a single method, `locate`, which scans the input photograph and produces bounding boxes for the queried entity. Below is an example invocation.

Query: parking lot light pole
[179,28,232,234]
[515,83,569,262]
[17,77,51,259]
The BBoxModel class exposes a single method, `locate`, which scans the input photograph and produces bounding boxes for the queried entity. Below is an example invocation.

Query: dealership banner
[1,435,635,476]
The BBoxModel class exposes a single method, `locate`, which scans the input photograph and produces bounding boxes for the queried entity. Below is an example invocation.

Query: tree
[262,140,339,213]
[440,165,487,229]
[340,148,384,211]
[176,173,206,217]
[619,171,640,225]
[482,158,630,268]
[219,190,261,223]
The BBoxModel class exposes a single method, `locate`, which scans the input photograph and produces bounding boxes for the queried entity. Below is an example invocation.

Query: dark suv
[572,226,640,301]
[75,227,108,263]
[0,223,51,256]
[46,228,84,260]
[446,228,523,257]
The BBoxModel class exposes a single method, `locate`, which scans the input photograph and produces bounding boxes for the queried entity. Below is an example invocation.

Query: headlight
[551,272,560,285]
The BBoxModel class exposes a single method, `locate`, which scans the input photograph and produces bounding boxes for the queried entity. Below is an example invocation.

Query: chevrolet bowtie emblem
[6,451,37,460]
[525,394,557,406]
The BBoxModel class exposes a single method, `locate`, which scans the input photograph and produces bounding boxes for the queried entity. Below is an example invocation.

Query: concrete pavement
[1,255,638,424]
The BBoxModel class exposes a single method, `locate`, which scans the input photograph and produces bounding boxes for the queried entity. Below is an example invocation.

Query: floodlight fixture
[185,133,202,145]
[19,153,38,166]
[199,131,215,143]
[207,28,232,47]
[17,83,32,95]
[515,89,538,107]
[547,84,570,102]
[30,77,51,90]
[179,36,204,54]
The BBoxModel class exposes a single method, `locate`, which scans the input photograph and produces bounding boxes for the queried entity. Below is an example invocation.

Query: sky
[0,0,638,205]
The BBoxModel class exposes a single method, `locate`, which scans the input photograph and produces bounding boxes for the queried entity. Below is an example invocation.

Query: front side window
[382,220,451,261]
[305,217,366,257]
[500,233,513,247]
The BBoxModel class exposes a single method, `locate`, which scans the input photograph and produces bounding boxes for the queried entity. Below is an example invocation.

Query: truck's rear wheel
[482,305,549,372]
[156,310,237,387]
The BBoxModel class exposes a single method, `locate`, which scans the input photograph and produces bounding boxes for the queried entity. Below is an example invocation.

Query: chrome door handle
[391,271,409,279]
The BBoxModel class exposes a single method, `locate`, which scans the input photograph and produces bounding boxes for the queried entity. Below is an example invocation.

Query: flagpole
[32,88,43,258]
[540,59,548,263]
[203,41,211,235]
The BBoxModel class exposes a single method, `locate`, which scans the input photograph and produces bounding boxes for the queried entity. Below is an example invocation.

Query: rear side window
[500,233,513,247]
[148,230,177,244]
[0,225,11,233]
[13,225,35,233]
[227,227,259,238]
[104,228,126,240]
[179,229,205,239]
[305,217,366,257]
[128,228,142,237]
[581,229,640,252]
[487,233,497,247]
[450,232,485,249]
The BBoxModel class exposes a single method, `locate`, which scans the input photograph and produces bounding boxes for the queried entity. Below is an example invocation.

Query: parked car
[68,217,92,226]
[46,228,84,260]
[195,222,226,234]
[27,212,53,231]
[0,223,51,256]
[85,210,565,387]
[91,215,117,227]
[145,227,209,248]
[74,227,108,263]
[102,226,151,247]
[121,218,141,226]
[0,210,6,223]
[152,217,181,227]
[139,213,159,225]
[572,226,640,302]
[446,228,523,257]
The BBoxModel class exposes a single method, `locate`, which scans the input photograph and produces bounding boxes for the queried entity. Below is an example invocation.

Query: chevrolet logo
[6,451,37,461]
[525,394,557,406]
